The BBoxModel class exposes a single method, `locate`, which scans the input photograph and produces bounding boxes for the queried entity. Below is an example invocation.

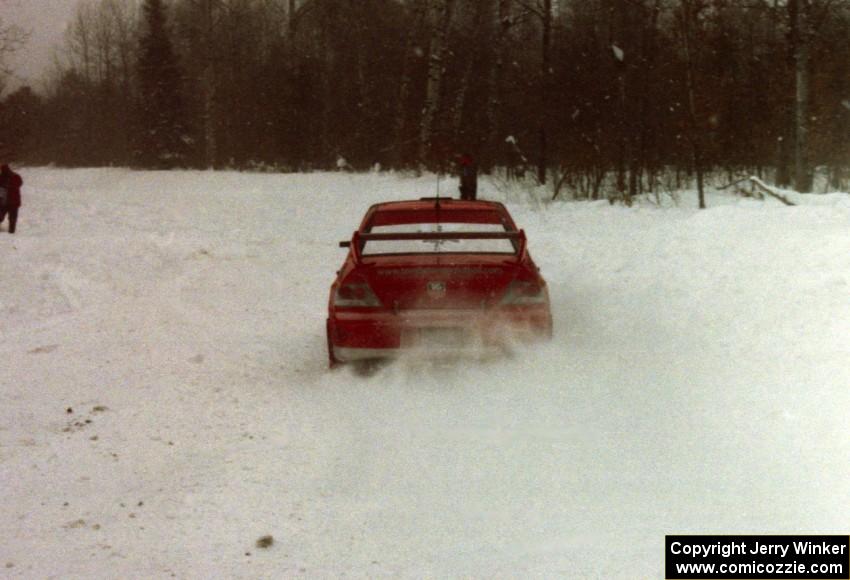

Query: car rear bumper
[327,307,552,363]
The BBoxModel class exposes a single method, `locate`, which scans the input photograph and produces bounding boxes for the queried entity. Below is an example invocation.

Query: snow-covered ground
[1,168,848,578]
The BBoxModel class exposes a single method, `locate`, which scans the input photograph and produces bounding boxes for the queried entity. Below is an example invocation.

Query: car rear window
[362,222,516,255]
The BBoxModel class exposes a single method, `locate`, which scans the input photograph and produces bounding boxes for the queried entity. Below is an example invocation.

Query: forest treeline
[1,0,849,198]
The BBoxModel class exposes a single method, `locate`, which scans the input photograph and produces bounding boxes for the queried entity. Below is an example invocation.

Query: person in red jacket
[0,159,23,234]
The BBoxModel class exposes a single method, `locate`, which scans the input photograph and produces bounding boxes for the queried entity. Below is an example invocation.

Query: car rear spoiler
[340,230,527,261]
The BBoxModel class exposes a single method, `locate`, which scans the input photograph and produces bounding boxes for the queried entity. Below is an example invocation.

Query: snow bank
[1,169,848,577]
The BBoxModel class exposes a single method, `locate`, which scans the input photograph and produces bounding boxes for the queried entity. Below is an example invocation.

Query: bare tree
[418,0,454,169]
[675,0,707,209]
[513,0,553,184]
[0,1,29,94]
[105,0,139,96]
[64,2,98,82]
[198,0,220,167]
[538,0,552,185]
[789,0,813,191]
[393,0,427,165]
[484,0,512,170]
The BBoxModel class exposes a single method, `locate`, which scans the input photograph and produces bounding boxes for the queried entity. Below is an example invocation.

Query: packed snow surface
[1,169,848,578]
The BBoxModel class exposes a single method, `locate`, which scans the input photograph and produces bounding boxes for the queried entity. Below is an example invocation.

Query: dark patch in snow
[28,344,59,355]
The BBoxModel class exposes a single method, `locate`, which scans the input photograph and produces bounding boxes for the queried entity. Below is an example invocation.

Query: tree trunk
[790,0,812,192]
[536,0,552,185]
[393,0,427,167]
[451,0,488,153]
[635,1,662,201]
[609,0,630,203]
[774,0,793,187]
[679,0,706,209]
[200,0,217,168]
[616,65,627,197]
[484,0,511,171]
[418,0,453,170]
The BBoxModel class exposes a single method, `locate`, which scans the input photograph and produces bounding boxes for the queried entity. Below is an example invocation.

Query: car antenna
[435,171,442,224]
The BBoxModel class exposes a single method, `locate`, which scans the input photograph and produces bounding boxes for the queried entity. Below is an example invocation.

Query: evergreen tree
[136,0,190,168]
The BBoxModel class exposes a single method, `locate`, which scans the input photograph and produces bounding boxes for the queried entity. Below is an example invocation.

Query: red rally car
[327,197,552,366]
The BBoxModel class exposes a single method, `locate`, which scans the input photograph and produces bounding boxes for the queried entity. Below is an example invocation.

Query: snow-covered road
[1,169,848,578]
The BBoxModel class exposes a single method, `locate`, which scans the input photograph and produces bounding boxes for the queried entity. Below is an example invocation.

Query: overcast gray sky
[4,0,82,89]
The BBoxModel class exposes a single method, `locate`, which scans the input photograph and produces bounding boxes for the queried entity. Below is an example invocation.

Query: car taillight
[334,282,382,307]
[500,280,547,305]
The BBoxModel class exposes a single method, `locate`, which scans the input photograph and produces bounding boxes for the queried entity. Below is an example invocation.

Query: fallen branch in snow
[748,177,796,206]
[717,176,796,206]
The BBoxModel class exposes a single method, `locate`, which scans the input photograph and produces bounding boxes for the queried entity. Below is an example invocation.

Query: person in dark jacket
[457,153,478,200]
[0,160,23,234]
